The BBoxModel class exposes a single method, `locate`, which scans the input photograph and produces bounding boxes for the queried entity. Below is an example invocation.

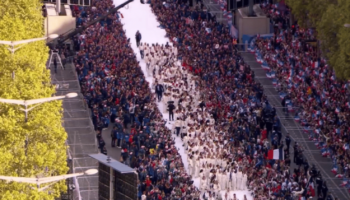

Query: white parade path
[115,1,253,199]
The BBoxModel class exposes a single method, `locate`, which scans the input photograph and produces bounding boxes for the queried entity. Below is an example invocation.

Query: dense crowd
[68,0,338,199]
[150,0,332,199]
[253,2,350,192]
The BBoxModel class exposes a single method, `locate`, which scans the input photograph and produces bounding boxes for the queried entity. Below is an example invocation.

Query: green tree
[0,0,69,199]
[285,0,350,79]
[324,0,350,79]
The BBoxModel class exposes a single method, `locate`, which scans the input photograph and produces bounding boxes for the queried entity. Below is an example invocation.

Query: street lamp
[0,93,78,122]
[0,169,98,192]
[0,34,59,54]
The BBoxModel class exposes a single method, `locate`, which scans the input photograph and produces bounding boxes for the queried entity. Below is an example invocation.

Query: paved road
[241,52,349,200]
[50,60,99,200]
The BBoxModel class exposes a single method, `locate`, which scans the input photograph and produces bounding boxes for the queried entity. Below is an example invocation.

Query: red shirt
[261,129,267,140]
[145,179,151,187]
[115,98,120,105]
[242,98,248,104]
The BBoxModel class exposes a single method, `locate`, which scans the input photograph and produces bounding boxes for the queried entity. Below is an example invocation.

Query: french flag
[266,42,272,50]
[341,178,348,187]
[331,75,336,81]
[304,67,310,75]
[323,89,329,96]
[257,57,264,64]
[336,174,344,178]
[321,149,329,157]
[315,110,321,116]
[296,75,302,81]
[308,184,316,197]
[312,61,319,69]
[262,62,270,70]
[335,128,341,135]
[272,79,278,86]
[279,92,286,99]
[319,120,324,126]
[335,107,340,114]
[270,71,276,78]
[288,69,294,81]
[267,149,284,160]
[266,72,272,79]
[319,73,325,79]
[346,102,350,108]
[331,166,338,174]
[272,55,277,62]
[294,116,300,122]
[315,129,321,134]
[304,127,311,133]
[277,60,283,67]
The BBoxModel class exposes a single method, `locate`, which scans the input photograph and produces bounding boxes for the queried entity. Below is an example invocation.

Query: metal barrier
[202,0,232,24]
[51,58,99,200]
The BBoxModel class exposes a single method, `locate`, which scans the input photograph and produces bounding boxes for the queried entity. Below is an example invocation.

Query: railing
[66,142,82,200]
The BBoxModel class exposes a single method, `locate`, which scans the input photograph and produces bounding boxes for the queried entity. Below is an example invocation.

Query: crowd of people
[149,0,335,199]
[252,2,350,193]
[141,42,252,200]
[68,0,340,199]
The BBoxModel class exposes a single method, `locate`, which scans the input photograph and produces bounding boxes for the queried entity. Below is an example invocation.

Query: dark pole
[248,0,254,17]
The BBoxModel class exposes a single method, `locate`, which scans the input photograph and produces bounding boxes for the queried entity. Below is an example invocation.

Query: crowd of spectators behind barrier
[253,2,350,193]
[67,0,339,199]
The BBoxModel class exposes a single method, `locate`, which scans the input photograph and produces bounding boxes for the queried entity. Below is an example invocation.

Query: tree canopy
[0,0,68,199]
[285,0,350,79]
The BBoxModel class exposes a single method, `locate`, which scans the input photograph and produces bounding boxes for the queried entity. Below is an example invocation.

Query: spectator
[253,2,350,194]
[71,0,331,198]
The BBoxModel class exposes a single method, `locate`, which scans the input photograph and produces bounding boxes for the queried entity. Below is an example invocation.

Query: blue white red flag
[288,69,294,81]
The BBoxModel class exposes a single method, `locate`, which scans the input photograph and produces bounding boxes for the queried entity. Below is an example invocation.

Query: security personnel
[285,133,291,152]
